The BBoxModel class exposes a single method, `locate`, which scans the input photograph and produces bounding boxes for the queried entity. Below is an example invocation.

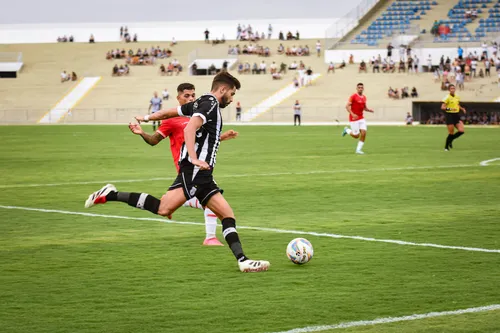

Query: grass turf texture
[0,125,499,333]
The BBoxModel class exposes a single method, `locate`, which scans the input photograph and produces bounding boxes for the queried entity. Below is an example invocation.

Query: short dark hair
[448,84,455,89]
[211,71,241,91]
[357,83,364,87]
[177,83,195,93]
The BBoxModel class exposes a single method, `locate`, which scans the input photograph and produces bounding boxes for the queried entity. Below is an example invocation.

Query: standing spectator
[222,60,228,72]
[427,54,432,72]
[405,112,413,125]
[471,58,477,77]
[387,43,394,59]
[162,88,169,100]
[237,24,242,40]
[316,40,321,57]
[457,46,463,60]
[120,26,123,38]
[481,41,488,60]
[279,31,284,40]
[414,56,419,74]
[268,24,273,39]
[305,67,313,86]
[456,70,464,90]
[204,29,210,43]
[399,45,405,61]
[148,92,162,131]
[89,34,95,43]
[293,100,301,126]
[296,31,300,40]
[485,59,491,77]
[236,101,242,121]
[71,71,77,81]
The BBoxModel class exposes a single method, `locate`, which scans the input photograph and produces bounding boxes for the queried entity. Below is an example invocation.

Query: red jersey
[156,117,190,172]
[348,93,367,122]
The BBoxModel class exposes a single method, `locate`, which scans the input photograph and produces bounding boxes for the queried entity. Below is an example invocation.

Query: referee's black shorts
[445,112,461,125]
[169,164,220,206]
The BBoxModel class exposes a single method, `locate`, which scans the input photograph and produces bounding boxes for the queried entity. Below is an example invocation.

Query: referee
[441,84,466,151]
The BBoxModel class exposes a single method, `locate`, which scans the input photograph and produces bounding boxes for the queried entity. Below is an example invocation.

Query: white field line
[266,304,500,333]
[0,163,487,189]
[1,205,499,254]
[480,158,500,166]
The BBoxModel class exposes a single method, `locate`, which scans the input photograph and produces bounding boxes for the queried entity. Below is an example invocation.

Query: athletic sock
[346,128,352,135]
[445,134,454,148]
[182,197,203,210]
[452,131,464,140]
[221,218,248,262]
[356,141,365,151]
[106,191,160,214]
[204,208,218,239]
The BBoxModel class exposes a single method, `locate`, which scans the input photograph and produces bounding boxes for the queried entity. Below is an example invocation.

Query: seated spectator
[89,34,95,43]
[238,63,244,74]
[222,60,228,72]
[71,71,77,81]
[264,47,270,57]
[303,45,310,56]
[124,64,130,75]
[191,62,198,75]
[388,59,396,73]
[244,62,250,74]
[478,68,484,78]
[359,60,367,73]
[133,34,138,42]
[279,62,287,74]
[171,37,177,46]
[388,87,399,99]
[270,61,277,74]
[167,62,174,75]
[401,86,409,98]
[272,72,282,80]
[298,61,305,70]
[289,61,298,70]
[411,87,418,98]
[69,35,74,42]
[398,60,405,73]
[106,51,112,60]
[159,64,166,75]
[373,59,380,73]
[162,88,169,100]
[349,54,354,64]
[112,64,119,76]
[338,60,346,69]
[293,77,299,88]
[405,112,413,125]
[60,71,70,82]
[260,61,267,74]
[305,67,313,86]
[327,61,335,74]
[252,62,259,74]
[209,63,217,75]
[286,31,293,40]
[277,44,285,55]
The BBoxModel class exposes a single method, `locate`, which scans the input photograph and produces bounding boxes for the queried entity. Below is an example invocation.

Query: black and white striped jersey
[177,94,222,173]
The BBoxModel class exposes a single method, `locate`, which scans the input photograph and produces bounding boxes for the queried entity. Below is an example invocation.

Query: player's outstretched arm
[135,107,180,123]
[184,116,210,170]
[220,130,239,141]
[364,105,374,113]
[128,123,164,146]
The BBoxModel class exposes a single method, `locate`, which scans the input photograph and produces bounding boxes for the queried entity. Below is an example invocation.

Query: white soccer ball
[286,238,314,265]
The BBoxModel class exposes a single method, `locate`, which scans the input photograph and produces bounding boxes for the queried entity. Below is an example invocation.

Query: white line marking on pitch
[0,163,485,189]
[480,158,500,166]
[1,205,499,254]
[266,304,500,333]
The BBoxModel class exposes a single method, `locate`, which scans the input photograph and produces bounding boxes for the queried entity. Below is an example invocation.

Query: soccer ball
[286,238,314,265]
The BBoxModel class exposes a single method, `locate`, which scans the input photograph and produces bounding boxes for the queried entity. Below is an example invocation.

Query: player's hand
[222,130,239,140]
[192,159,211,170]
[351,113,359,120]
[368,108,374,113]
[462,108,466,114]
[135,116,146,123]
[128,122,144,135]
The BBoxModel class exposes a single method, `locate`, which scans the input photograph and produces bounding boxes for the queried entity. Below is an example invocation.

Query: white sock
[346,128,352,135]
[204,208,218,239]
[357,141,365,152]
[183,197,203,210]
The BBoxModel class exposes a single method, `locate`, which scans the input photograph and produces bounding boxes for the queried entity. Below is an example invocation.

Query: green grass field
[1,125,499,333]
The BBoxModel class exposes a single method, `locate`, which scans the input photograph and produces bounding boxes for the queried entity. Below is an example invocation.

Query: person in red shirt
[341,83,374,154]
[126,83,238,246]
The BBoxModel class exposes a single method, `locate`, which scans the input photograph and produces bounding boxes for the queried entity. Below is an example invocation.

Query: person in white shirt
[259,61,267,74]
[471,59,477,77]
[456,70,464,90]
[414,56,419,73]
[316,40,321,57]
[291,46,297,55]
[427,55,432,72]
[293,100,301,126]
[270,61,277,74]
[289,61,298,70]
[482,42,488,59]
[60,71,69,83]
[162,88,169,100]
[484,59,491,77]
[399,45,405,61]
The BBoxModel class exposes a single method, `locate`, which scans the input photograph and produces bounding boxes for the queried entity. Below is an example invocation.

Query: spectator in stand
[252,62,259,74]
[327,61,335,74]
[349,54,354,64]
[277,43,285,55]
[208,63,217,75]
[133,34,138,42]
[270,61,277,74]
[373,59,380,73]
[286,31,293,40]
[293,100,301,126]
[414,56,419,73]
[405,112,413,125]
[159,64,166,75]
[236,101,242,121]
[120,26,124,38]
[71,72,77,81]
[260,61,267,74]
[338,60,346,69]
[279,62,287,74]
[289,61,298,70]
[162,88,169,100]
[167,62,174,76]
[359,60,367,73]
[471,58,478,77]
[305,67,313,86]
[296,31,300,40]
[316,40,321,57]
[411,87,418,98]
[89,34,95,43]
[293,77,299,88]
[485,59,491,77]
[398,60,405,73]
[279,31,284,40]
[237,63,243,74]
[268,24,273,39]
[112,64,119,76]
[427,54,432,72]
[204,29,210,43]
[401,86,409,98]
[222,60,228,72]
[69,35,74,42]
[60,71,70,82]
[458,46,463,60]
[478,68,484,78]
[272,72,282,80]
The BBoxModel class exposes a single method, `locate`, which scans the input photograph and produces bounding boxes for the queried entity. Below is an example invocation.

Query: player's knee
[157,206,172,216]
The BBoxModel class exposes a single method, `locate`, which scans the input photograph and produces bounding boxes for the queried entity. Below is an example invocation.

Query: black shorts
[169,164,220,206]
[445,112,461,125]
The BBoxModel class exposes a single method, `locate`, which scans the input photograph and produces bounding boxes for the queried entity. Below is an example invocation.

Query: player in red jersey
[126,83,238,246]
[341,82,374,154]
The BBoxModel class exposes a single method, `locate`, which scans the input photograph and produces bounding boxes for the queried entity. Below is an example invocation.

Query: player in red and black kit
[341,82,374,154]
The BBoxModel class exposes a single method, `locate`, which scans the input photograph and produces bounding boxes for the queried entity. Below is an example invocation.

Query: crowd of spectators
[426,111,499,125]
[57,35,74,43]
[388,86,418,99]
[159,60,183,76]
[112,64,130,76]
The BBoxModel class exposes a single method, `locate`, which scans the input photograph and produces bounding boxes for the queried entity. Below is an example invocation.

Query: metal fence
[0,105,412,125]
